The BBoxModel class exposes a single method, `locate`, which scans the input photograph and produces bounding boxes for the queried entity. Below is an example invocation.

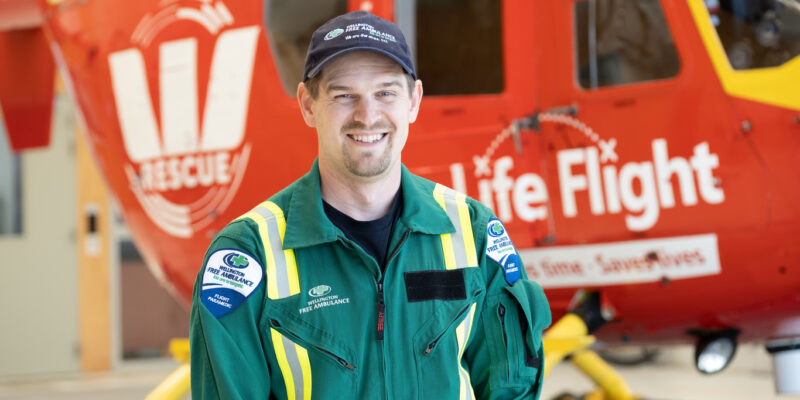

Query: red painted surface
[2,0,798,345]
[0,27,53,151]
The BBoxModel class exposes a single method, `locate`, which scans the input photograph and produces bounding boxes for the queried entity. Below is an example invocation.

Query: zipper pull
[498,304,508,347]
[377,282,385,341]
[338,358,357,371]
[423,341,436,356]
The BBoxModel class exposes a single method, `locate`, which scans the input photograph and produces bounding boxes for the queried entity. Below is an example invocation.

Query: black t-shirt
[323,190,403,271]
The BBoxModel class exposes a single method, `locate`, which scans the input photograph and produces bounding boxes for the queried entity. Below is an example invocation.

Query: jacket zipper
[423,302,473,356]
[270,319,356,371]
[498,304,508,347]
[376,229,410,341]
[376,281,385,340]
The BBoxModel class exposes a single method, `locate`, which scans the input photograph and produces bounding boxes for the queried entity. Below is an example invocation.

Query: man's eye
[334,94,352,100]
[378,91,395,97]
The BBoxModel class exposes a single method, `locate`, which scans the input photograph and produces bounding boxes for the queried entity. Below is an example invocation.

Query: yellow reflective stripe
[455,192,478,267]
[434,184,478,269]
[270,328,312,400]
[271,328,297,399]
[262,202,300,296]
[434,185,458,269]
[237,201,300,300]
[237,208,279,299]
[432,184,448,210]
[297,345,312,400]
[440,234,458,270]
[456,303,477,400]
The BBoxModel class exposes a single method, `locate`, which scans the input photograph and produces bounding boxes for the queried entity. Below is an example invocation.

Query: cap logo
[324,28,344,40]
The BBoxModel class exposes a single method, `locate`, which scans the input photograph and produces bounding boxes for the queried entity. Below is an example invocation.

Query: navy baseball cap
[303,11,417,81]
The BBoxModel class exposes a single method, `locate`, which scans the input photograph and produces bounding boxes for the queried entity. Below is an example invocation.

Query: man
[190,10,550,400]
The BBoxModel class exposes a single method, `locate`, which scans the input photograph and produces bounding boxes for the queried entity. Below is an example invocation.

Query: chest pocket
[484,280,551,395]
[407,185,484,399]
[264,300,358,400]
[411,267,484,400]
[239,202,358,400]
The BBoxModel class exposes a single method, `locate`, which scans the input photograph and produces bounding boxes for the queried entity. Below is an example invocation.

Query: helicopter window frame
[395,0,505,96]
[263,0,349,97]
[572,0,682,90]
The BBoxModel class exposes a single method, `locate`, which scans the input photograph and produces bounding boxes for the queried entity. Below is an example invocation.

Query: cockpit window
[705,0,800,70]
[573,0,681,89]
[265,0,348,96]
[395,0,504,95]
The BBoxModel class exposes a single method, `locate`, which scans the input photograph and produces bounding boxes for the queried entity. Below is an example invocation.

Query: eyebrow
[325,80,404,93]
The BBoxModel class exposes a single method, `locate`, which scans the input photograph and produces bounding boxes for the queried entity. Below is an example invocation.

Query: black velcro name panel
[404,269,466,302]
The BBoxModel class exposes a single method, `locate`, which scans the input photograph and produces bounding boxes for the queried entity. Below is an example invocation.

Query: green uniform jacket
[190,161,551,399]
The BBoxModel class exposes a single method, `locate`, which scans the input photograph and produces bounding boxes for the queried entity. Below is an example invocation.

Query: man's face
[298,51,422,182]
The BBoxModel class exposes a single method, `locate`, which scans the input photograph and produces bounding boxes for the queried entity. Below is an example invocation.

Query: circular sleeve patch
[201,249,263,318]
[486,218,521,285]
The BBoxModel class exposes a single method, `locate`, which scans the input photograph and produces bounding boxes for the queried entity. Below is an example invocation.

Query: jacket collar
[282,160,455,250]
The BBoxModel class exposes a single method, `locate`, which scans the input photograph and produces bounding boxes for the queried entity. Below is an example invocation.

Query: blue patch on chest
[485,218,521,285]
[201,249,263,318]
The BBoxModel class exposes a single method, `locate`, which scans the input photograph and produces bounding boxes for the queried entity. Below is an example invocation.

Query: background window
[0,116,22,235]
[397,0,504,95]
[705,0,800,70]
[266,0,348,96]
[574,0,680,89]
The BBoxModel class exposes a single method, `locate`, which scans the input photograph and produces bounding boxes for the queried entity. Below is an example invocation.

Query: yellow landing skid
[543,313,637,400]
[146,339,191,400]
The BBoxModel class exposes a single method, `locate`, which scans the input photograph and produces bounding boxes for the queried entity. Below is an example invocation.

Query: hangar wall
[0,90,79,376]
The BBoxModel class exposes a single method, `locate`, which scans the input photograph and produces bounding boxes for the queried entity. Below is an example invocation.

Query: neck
[319,163,401,221]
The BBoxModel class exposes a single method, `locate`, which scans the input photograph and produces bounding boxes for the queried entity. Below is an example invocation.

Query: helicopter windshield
[705,0,800,70]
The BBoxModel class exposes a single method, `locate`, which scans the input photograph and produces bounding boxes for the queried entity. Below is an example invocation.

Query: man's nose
[352,97,382,127]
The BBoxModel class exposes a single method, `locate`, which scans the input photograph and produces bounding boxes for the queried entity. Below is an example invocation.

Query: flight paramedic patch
[201,249,263,318]
[486,218,521,285]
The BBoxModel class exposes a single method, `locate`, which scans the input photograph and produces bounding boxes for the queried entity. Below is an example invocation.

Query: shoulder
[403,170,496,233]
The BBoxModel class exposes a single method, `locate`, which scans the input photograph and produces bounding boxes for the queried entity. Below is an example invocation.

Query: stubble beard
[341,121,397,178]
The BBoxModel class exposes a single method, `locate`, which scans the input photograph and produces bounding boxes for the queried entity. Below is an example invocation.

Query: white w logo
[106,26,259,238]
[108,26,260,161]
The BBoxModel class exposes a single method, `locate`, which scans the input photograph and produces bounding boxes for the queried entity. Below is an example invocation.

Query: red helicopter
[1,0,799,397]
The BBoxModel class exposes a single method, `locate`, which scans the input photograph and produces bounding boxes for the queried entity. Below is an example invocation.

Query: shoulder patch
[486,218,521,285]
[201,249,263,318]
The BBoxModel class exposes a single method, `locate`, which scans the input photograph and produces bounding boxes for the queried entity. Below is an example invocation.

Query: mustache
[341,121,396,134]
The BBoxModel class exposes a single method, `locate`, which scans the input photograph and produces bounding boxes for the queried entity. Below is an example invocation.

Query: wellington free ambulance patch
[486,218,521,285]
[201,249,263,318]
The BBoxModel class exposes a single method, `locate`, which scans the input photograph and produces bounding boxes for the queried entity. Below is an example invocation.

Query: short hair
[304,70,416,100]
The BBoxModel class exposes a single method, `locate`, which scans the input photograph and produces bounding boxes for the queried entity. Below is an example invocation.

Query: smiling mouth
[348,133,388,144]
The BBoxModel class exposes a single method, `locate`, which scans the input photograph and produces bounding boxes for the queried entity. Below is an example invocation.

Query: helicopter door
[531,0,738,243]
[394,0,552,251]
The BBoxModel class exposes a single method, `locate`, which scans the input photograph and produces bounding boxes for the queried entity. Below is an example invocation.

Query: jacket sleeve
[465,214,552,400]
[190,229,271,399]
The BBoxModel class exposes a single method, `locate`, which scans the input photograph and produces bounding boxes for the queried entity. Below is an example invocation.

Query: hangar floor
[0,344,794,399]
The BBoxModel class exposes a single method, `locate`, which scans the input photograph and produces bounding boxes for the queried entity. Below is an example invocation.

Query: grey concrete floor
[0,344,796,399]
[542,344,799,400]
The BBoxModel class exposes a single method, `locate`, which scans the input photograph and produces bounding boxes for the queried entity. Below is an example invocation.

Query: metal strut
[542,291,638,400]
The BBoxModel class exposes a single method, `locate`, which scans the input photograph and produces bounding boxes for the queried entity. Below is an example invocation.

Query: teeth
[351,134,384,143]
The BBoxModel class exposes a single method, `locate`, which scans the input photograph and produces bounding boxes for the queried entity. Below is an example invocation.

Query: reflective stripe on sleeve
[433,184,478,269]
[270,328,312,400]
[236,201,300,299]
[456,303,477,400]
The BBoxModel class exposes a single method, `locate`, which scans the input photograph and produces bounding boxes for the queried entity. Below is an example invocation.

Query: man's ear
[408,79,423,124]
[297,82,316,127]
